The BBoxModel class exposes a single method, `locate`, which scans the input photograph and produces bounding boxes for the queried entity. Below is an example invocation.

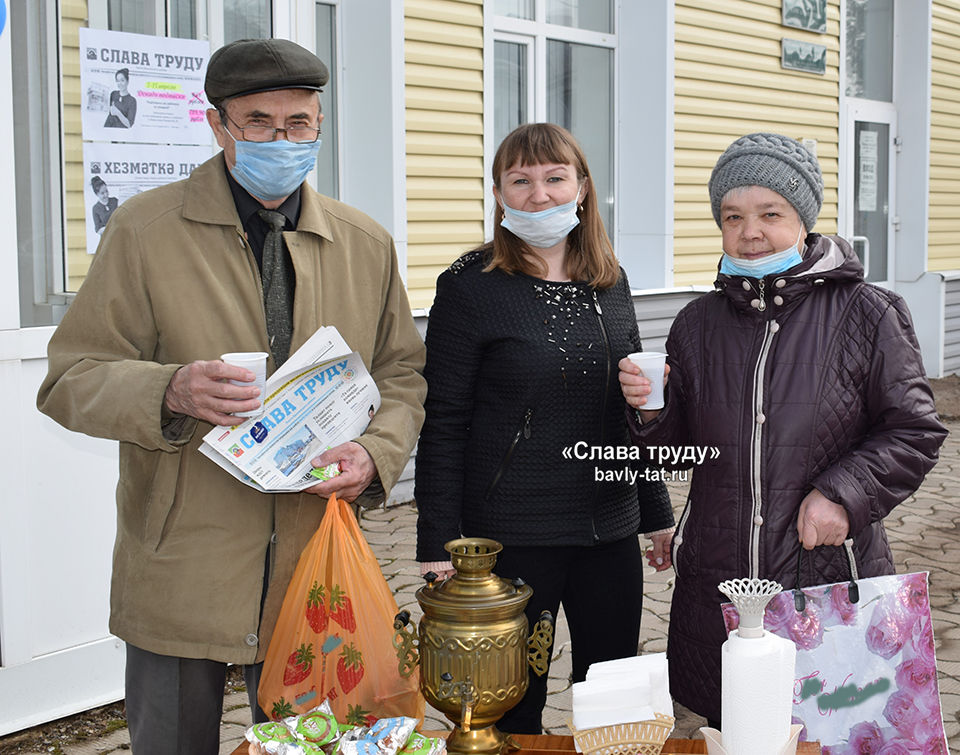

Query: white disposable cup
[221,351,268,417]
[627,351,667,410]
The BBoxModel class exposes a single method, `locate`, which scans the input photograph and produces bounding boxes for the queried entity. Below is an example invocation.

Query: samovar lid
[416,538,532,611]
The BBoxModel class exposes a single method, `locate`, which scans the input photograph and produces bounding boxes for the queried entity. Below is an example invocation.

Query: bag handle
[793,538,860,612]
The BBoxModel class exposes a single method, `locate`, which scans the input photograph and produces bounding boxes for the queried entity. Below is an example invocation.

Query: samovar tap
[438,672,477,732]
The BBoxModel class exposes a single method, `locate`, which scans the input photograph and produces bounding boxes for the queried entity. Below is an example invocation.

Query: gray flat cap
[708,133,824,231]
[205,38,329,108]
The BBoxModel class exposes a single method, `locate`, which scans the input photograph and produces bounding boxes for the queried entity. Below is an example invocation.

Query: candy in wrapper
[282,701,335,735]
[292,710,339,745]
[247,721,302,753]
[248,702,340,755]
[398,731,447,755]
[309,462,341,482]
[336,725,367,755]
[328,724,355,755]
[337,717,418,755]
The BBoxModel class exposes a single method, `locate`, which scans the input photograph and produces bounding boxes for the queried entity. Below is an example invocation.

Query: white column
[616,0,674,291]
[892,0,942,375]
[339,0,408,279]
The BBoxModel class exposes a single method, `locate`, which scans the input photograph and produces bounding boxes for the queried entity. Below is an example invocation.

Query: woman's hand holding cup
[618,355,669,421]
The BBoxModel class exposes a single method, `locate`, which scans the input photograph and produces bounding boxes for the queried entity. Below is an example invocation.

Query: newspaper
[200,327,380,492]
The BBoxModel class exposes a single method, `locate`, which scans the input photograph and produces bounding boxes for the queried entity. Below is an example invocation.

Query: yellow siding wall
[404,0,485,309]
[63,1,90,291]
[673,0,840,286]
[930,1,960,272]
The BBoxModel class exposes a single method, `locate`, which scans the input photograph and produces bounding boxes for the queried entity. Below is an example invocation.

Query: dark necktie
[257,209,295,366]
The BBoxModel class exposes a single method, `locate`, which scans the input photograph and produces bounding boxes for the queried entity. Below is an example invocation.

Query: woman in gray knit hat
[617,133,946,729]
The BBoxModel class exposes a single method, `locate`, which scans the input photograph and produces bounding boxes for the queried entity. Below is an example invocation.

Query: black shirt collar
[224,163,303,270]
[224,162,302,230]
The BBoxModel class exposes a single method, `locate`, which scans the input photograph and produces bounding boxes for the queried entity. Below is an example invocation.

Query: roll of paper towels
[721,629,796,755]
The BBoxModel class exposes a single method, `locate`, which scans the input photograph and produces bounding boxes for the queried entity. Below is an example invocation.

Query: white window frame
[485,8,618,242]
[282,0,344,201]
[89,0,207,42]
[1,0,22,330]
[281,0,410,270]
[493,31,536,138]
[483,1,674,290]
[13,0,70,326]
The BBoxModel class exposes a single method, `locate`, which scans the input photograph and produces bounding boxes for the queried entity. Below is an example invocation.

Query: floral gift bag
[721,548,948,754]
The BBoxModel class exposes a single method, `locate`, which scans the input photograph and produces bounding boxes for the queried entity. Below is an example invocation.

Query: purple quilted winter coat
[627,233,947,722]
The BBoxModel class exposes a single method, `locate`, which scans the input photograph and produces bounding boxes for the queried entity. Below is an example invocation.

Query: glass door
[842,101,897,284]
[841,0,896,286]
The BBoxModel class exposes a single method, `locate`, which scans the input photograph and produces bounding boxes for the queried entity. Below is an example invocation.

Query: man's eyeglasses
[222,113,321,144]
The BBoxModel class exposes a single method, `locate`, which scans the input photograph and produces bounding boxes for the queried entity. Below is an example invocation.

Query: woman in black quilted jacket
[618,133,947,726]
[415,123,676,734]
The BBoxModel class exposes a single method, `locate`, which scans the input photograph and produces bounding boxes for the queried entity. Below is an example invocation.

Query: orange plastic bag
[259,493,424,724]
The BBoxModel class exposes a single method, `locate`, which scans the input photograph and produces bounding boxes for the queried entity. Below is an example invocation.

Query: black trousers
[493,535,645,735]
[124,643,270,754]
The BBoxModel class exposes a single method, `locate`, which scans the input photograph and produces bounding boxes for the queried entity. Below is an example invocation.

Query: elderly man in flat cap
[38,39,426,751]
[617,133,946,728]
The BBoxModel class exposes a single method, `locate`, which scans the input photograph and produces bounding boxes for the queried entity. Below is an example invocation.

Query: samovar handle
[393,610,420,677]
[527,610,554,677]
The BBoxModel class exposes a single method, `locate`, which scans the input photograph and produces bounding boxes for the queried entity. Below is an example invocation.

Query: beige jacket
[37,154,426,663]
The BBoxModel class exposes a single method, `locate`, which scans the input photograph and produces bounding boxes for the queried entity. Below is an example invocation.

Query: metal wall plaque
[781,38,827,75]
[782,0,827,33]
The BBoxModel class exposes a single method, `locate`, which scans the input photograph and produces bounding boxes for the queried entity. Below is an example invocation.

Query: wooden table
[495,733,821,753]
[232,731,821,755]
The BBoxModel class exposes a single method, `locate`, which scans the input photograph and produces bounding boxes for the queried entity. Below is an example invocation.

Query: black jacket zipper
[590,290,612,542]
[484,408,533,501]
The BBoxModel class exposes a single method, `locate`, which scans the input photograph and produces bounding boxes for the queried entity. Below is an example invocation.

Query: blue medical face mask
[500,188,582,249]
[720,227,805,278]
[225,128,322,202]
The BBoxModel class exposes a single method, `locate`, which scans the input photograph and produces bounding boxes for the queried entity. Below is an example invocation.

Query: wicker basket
[567,714,676,755]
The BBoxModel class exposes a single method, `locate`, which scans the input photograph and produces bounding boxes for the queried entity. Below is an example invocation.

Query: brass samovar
[393,538,554,755]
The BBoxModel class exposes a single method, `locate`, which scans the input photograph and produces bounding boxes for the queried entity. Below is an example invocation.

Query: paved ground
[6,421,958,754]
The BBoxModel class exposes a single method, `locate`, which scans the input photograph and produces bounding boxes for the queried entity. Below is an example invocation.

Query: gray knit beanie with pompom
[708,132,824,231]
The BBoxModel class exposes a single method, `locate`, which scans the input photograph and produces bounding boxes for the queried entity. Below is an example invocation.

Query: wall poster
[78,27,214,254]
[857,129,879,213]
[82,142,212,255]
[79,27,211,145]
